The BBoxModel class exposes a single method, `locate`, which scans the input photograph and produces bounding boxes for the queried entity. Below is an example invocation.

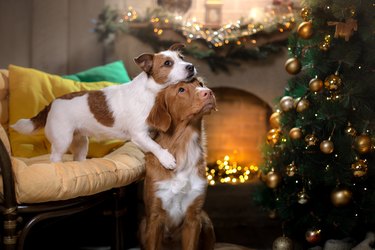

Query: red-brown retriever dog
[140,78,217,250]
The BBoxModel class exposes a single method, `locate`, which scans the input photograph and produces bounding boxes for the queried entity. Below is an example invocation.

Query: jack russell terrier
[140,78,217,250]
[11,43,196,169]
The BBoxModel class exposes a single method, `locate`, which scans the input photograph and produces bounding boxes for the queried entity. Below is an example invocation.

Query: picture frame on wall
[205,3,222,27]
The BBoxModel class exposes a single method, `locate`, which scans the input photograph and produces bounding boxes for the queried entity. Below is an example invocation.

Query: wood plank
[31,0,69,74]
[0,0,32,69]
[68,0,105,73]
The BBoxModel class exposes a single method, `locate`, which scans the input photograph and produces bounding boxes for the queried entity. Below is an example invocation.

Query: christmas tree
[256,0,375,247]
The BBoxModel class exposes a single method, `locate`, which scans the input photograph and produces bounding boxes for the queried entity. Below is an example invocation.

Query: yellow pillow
[8,65,124,158]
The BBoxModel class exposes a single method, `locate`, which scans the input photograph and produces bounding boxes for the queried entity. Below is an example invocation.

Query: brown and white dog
[140,78,216,250]
[11,43,196,169]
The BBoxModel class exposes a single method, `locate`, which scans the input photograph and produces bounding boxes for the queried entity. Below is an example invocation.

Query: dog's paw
[158,149,176,170]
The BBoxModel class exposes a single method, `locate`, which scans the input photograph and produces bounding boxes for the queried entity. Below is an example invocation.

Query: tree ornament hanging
[309,77,323,92]
[320,139,334,154]
[324,73,342,91]
[272,236,293,250]
[270,112,281,128]
[267,129,282,146]
[331,187,352,207]
[319,34,331,51]
[285,162,297,177]
[344,123,357,136]
[354,134,372,154]
[296,99,310,113]
[285,57,301,75]
[297,21,314,39]
[289,127,302,140]
[327,18,358,41]
[305,134,318,147]
[279,96,295,112]
[266,171,282,189]
[351,159,368,178]
[297,189,309,204]
[305,228,322,244]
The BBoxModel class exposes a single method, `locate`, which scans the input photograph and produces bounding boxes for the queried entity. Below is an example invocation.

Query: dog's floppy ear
[134,53,154,74]
[147,92,171,133]
[168,43,185,52]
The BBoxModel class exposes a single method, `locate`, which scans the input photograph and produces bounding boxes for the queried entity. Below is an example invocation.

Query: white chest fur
[155,132,206,226]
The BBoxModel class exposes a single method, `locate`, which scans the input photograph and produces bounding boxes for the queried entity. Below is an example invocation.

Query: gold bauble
[297,21,314,39]
[286,162,297,177]
[267,129,281,146]
[319,41,330,51]
[270,112,281,128]
[266,171,282,189]
[300,7,311,21]
[309,77,323,92]
[305,229,322,244]
[351,159,368,177]
[297,190,309,204]
[345,125,357,136]
[324,74,342,91]
[273,236,293,250]
[296,99,310,113]
[289,127,302,140]
[320,140,334,154]
[354,134,372,154]
[280,96,295,112]
[305,134,318,146]
[331,187,352,207]
[285,57,302,75]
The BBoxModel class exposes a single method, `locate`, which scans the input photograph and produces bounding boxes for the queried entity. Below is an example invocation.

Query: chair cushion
[8,65,124,158]
[10,142,145,203]
[63,60,131,83]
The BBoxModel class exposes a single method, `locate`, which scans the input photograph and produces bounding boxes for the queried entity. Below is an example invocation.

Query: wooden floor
[203,181,282,249]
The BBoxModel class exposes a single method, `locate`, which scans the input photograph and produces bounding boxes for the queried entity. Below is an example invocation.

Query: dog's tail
[11,104,51,134]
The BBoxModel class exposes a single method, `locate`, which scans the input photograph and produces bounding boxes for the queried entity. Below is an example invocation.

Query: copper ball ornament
[351,159,368,177]
[297,190,309,204]
[305,229,322,244]
[297,21,314,39]
[285,162,297,177]
[267,129,282,146]
[273,236,293,250]
[345,125,357,136]
[320,140,334,154]
[354,134,372,154]
[266,171,282,189]
[296,99,310,113]
[270,112,281,128]
[305,134,318,146]
[331,187,352,207]
[289,127,302,140]
[280,96,295,112]
[285,57,302,75]
[309,77,323,92]
[324,74,342,91]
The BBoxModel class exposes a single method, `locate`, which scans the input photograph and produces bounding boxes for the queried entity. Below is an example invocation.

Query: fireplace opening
[203,87,281,248]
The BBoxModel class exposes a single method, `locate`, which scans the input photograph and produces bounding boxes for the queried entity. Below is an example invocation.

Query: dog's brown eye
[199,82,204,87]
[178,87,185,93]
[164,60,173,66]
[178,55,184,60]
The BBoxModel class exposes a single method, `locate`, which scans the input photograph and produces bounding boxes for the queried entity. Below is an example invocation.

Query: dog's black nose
[186,64,195,72]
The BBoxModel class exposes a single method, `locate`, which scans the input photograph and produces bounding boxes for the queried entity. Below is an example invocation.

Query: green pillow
[63,60,131,83]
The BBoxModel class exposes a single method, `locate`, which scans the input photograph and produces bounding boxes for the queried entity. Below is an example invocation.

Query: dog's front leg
[144,215,165,250]
[132,133,176,169]
[181,213,201,250]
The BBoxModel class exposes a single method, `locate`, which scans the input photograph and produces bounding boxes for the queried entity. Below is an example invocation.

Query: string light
[118,5,296,48]
[206,155,259,185]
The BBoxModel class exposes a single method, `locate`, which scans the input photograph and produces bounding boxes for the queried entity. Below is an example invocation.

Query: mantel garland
[94,6,297,73]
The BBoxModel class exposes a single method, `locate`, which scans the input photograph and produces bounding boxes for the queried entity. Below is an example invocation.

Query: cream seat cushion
[3,140,145,204]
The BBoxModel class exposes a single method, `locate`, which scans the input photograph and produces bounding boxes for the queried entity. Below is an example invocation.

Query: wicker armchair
[0,69,145,250]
